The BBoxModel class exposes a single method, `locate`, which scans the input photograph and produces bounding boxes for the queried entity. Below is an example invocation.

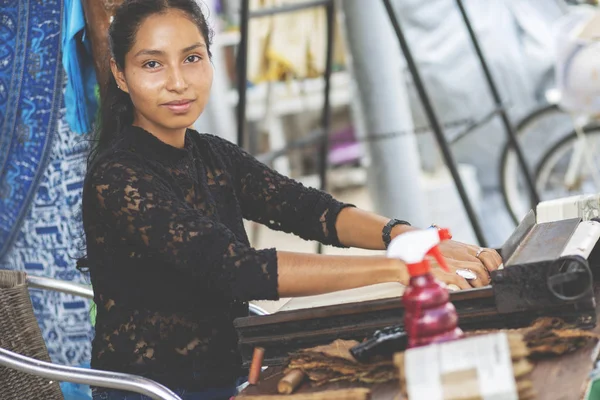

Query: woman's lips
[162,100,194,113]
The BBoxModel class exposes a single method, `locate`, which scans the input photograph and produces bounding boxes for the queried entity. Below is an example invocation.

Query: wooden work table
[240,343,599,400]
[240,289,600,400]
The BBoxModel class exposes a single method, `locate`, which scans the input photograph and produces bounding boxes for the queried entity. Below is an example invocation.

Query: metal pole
[455,0,540,208]
[318,0,335,193]
[341,0,429,230]
[381,0,488,246]
[236,0,250,148]
[317,0,335,255]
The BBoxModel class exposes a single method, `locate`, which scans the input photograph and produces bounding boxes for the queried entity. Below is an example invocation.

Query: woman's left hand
[436,240,503,288]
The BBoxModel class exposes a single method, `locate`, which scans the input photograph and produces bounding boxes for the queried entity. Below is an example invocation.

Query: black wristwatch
[382,219,411,249]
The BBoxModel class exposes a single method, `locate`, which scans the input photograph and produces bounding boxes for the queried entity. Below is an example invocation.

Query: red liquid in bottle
[403,273,463,348]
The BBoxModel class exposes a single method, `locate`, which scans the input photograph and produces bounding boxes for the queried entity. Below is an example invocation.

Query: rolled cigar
[248,347,265,385]
[236,388,371,400]
[512,358,534,379]
[278,369,306,394]
[506,333,530,360]
[516,379,534,393]
[518,387,537,400]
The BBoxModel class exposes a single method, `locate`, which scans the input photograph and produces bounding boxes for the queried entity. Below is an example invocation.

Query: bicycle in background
[500,5,600,224]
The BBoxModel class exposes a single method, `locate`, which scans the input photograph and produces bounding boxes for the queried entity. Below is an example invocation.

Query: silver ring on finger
[456,268,477,280]
[475,248,487,259]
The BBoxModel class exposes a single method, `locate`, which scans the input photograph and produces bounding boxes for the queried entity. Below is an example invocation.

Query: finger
[449,260,491,284]
[469,275,485,288]
[432,269,470,290]
[484,248,503,266]
[479,251,500,272]
[444,245,482,263]
[492,249,504,265]
[444,253,480,264]
[450,274,472,290]
[462,270,485,288]
[447,284,461,292]
[439,242,480,262]
[464,244,484,258]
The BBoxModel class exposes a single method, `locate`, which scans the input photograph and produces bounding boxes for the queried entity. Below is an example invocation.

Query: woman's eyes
[142,55,201,69]
[143,60,160,69]
[185,55,201,63]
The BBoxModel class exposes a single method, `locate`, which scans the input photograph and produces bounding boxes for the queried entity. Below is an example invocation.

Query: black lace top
[81,126,352,390]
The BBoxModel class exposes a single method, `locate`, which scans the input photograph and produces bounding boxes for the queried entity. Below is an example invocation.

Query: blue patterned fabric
[0,0,93,369]
[0,0,64,259]
[0,90,94,366]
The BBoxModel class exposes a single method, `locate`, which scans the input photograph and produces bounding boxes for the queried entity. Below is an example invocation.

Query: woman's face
[111,10,213,144]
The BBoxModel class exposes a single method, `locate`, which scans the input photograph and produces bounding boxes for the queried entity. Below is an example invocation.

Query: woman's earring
[117,84,121,89]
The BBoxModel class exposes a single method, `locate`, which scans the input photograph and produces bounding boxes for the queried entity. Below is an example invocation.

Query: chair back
[0,269,64,400]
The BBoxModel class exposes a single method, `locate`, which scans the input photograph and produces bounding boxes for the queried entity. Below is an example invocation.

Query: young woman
[80,1,502,399]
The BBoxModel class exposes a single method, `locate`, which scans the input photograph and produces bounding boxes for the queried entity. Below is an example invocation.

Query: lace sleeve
[214,137,355,247]
[89,155,279,301]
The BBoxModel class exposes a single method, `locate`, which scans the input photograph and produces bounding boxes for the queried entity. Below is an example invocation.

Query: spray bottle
[387,227,463,348]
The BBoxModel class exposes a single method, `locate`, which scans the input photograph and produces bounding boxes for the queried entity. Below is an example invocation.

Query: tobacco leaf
[297,339,361,363]
[465,317,600,359]
[522,318,600,359]
[286,339,396,386]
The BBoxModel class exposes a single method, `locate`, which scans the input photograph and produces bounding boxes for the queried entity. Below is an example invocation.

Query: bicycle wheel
[535,126,600,201]
[500,104,577,224]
